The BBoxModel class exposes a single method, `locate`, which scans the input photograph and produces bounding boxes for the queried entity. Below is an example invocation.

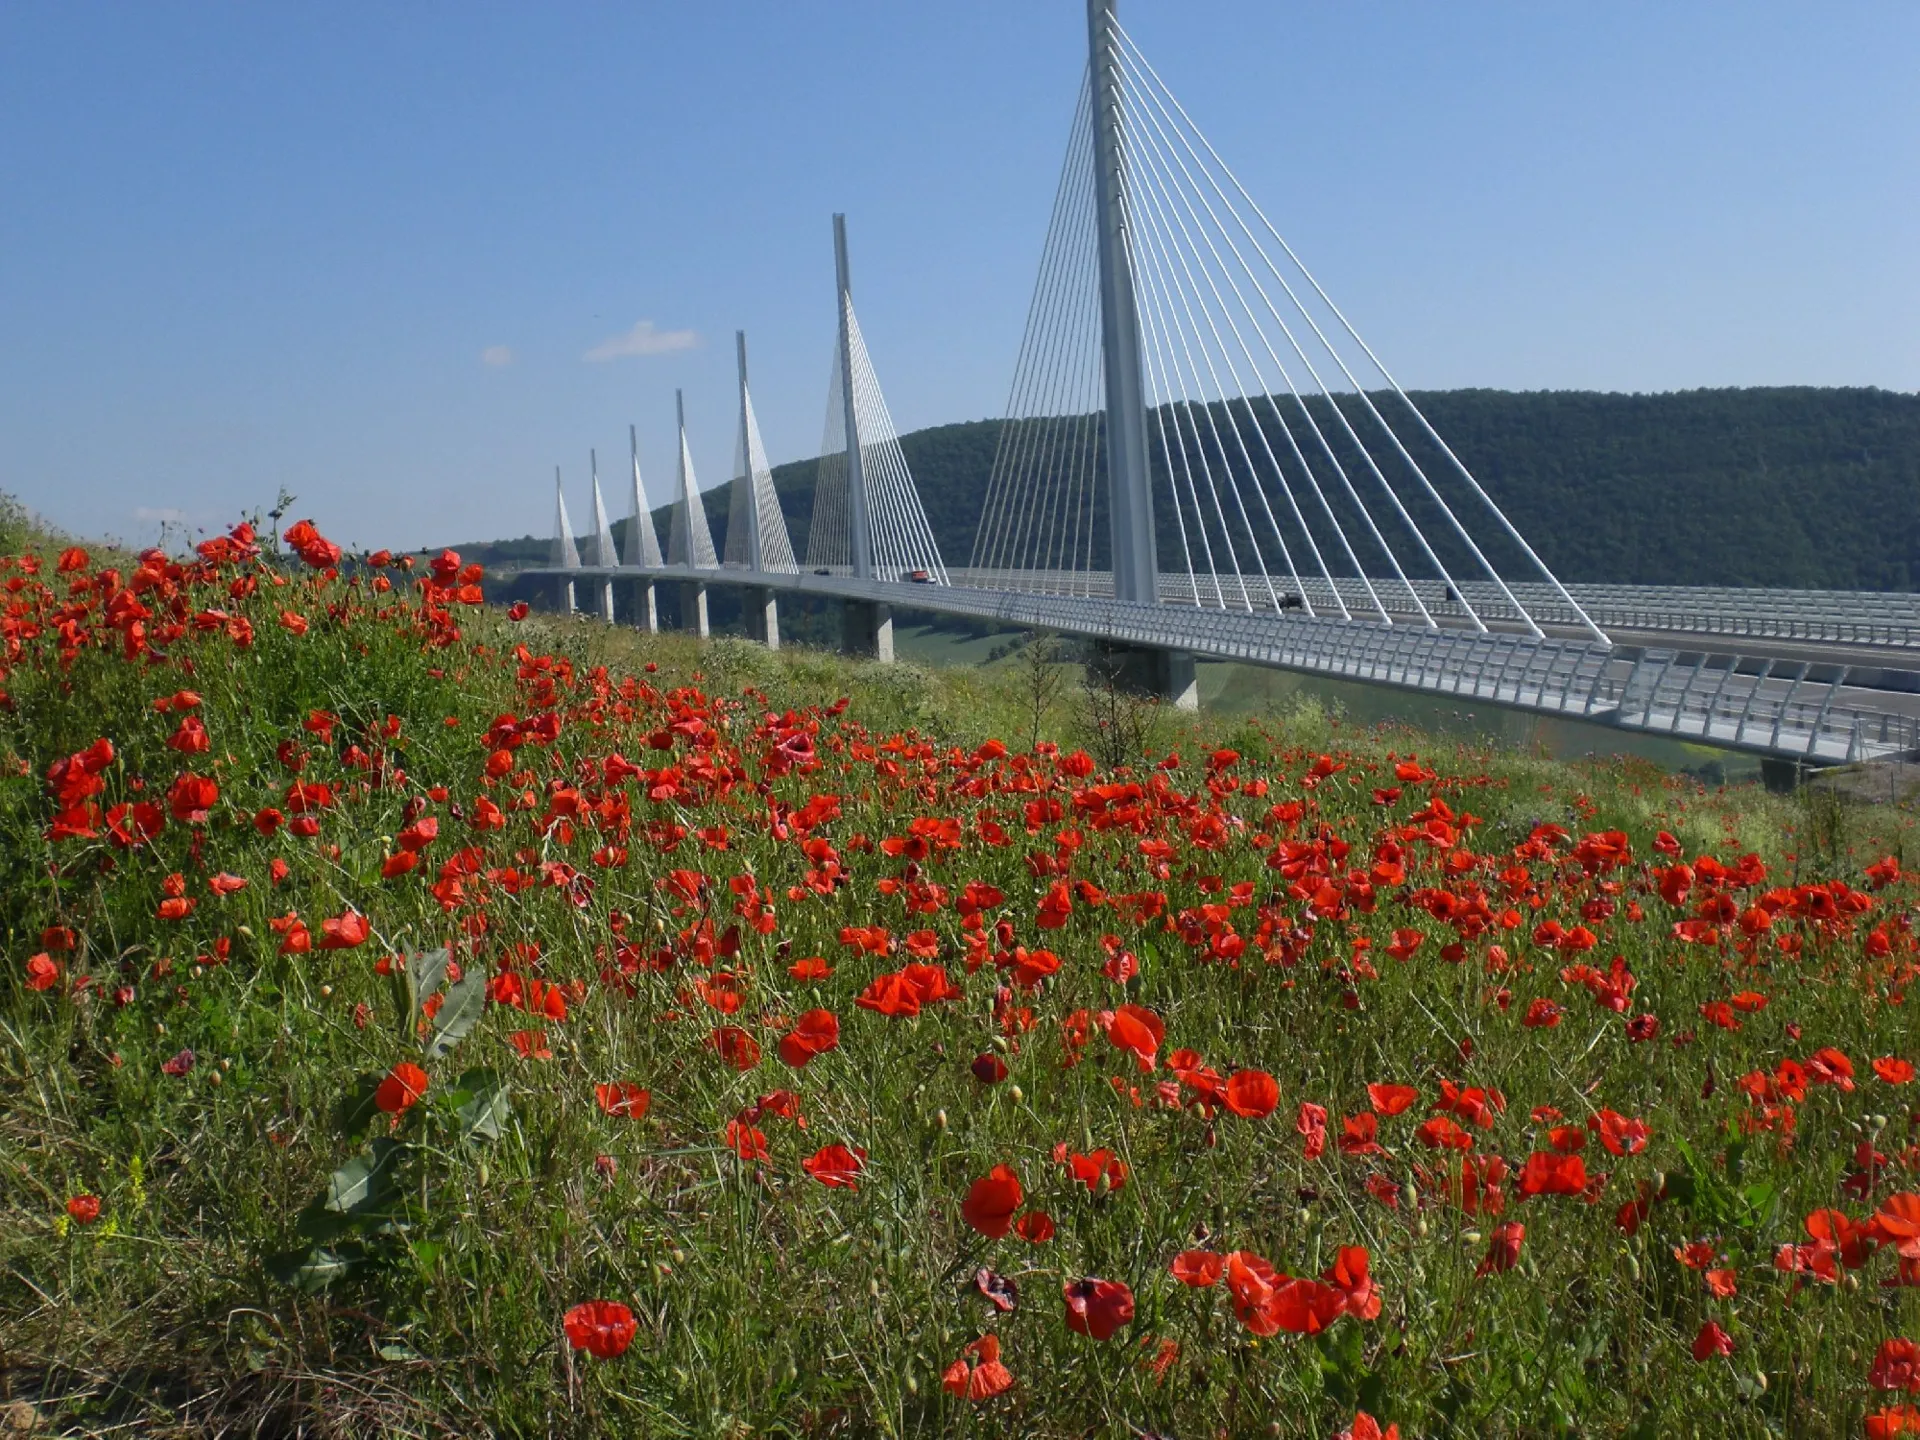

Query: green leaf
[335,1075,383,1140]
[325,1137,403,1214]
[403,947,450,1029]
[295,1199,353,1245]
[268,1244,360,1293]
[378,1339,424,1362]
[450,1067,509,1142]
[426,968,486,1060]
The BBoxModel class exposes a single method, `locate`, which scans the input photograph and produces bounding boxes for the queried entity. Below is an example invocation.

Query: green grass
[4,525,1920,1438]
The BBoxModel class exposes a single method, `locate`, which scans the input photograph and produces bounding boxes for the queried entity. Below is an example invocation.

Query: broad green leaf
[268,1244,359,1293]
[325,1136,402,1214]
[334,1075,383,1140]
[378,1339,424,1362]
[404,947,450,1028]
[426,968,486,1060]
[295,1199,352,1244]
[451,1067,509,1141]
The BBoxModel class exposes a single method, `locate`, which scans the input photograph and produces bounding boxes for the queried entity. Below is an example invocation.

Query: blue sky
[1,2,1914,553]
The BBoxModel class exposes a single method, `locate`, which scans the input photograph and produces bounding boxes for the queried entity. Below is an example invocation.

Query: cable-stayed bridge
[526,0,1920,769]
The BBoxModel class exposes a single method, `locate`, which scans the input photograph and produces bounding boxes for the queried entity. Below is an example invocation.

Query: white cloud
[480,344,513,367]
[583,319,699,363]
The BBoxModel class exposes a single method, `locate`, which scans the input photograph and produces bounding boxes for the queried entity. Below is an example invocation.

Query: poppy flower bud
[936,1109,948,1130]
[1009,1085,1024,1103]
[208,1071,222,1086]
[237,925,253,939]
[319,984,333,998]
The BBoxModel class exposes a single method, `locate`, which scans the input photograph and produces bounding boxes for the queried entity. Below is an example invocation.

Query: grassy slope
[4,527,1920,1437]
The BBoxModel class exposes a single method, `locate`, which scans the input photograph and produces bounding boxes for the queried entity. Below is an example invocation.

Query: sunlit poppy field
[6,519,1920,1437]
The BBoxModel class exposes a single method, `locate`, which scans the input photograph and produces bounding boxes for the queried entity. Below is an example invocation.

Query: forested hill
[465,387,1920,592]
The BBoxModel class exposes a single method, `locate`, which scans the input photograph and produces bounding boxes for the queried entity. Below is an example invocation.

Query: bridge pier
[843,599,893,662]
[554,576,577,615]
[590,577,614,623]
[1090,641,1199,712]
[744,586,781,650]
[632,579,658,634]
[681,583,710,639]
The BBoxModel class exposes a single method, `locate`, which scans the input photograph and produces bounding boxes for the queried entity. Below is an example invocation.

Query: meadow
[4,515,1920,1438]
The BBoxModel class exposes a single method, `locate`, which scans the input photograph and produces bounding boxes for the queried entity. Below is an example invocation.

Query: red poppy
[1062,1277,1134,1340]
[25,954,60,991]
[854,972,916,1018]
[1035,879,1072,930]
[724,1118,769,1161]
[1296,1102,1328,1160]
[1323,1246,1379,1320]
[318,911,371,950]
[1341,1414,1402,1440]
[103,801,164,848]
[1063,1148,1128,1194]
[1867,1406,1920,1439]
[563,1300,636,1359]
[1223,1069,1279,1118]
[509,1029,552,1059]
[1806,1047,1856,1090]
[778,1009,840,1068]
[961,1164,1024,1238]
[971,1052,1010,1084]
[1171,1250,1224,1287]
[942,1334,1014,1400]
[1517,1151,1588,1197]
[1339,1112,1383,1156]
[708,1026,762,1071]
[1475,1221,1525,1277]
[375,1062,429,1114]
[66,1194,101,1225]
[1872,1339,1920,1394]
[1416,1116,1474,1151]
[1590,1109,1651,1157]
[1101,1004,1164,1072]
[1013,1210,1055,1243]
[1875,1058,1917,1085]
[595,1082,651,1119]
[160,1048,195,1077]
[803,1143,867,1189]
[788,956,832,981]
[1367,1083,1418,1116]
[167,772,219,824]
[1691,1321,1735,1362]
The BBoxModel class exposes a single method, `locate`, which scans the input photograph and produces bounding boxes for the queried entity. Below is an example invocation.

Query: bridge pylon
[549,466,580,614]
[623,424,663,632]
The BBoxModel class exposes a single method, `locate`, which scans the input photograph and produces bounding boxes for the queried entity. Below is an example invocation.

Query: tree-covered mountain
[462,387,1920,593]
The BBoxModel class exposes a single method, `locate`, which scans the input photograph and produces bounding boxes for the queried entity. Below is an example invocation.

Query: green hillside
[465,386,1920,592]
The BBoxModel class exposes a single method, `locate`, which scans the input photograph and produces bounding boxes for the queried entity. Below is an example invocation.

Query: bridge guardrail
[527,565,1920,763]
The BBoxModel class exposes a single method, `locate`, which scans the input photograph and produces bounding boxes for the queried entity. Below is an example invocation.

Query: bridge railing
[527,565,1920,763]
[950,569,1920,648]
[1597,649,1920,762]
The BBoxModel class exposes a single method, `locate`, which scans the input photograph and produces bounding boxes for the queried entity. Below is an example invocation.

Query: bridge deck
[526,565,1920,765]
